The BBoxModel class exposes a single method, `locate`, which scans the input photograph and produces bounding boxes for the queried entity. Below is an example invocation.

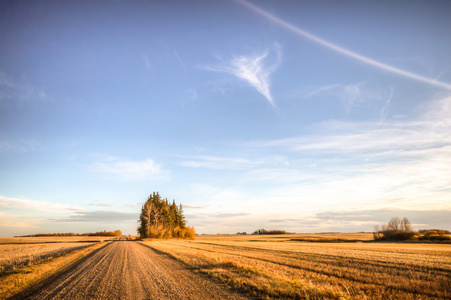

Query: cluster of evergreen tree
[137,192,195,239]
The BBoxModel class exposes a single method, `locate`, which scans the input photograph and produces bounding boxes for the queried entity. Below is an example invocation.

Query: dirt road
[14,241,246,299]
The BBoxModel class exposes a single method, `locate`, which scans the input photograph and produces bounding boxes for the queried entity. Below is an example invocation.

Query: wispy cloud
[180,156,265,170]
[0,138,42,153]
[251,95,451,155]
[206,44,282,106]
[89,201,113,207]
[184,204,209,209]
[180,155,288,170]
[239,0,451,90]
[378,88,394,125]
[92,157,165,181]
[300,82,391,113]
[315,208,451,229]
[174,50,186,72]
[0,195,81,214]
[141,54,152,71]
[49,210,138,223]
[174,96,451,233]
[0,71,47,103]
[123,204,139,208]
[241,95,451,212]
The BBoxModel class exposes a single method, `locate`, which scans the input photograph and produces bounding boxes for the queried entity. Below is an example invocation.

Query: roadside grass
[0,236,116,245]
[0,241,111,299]
[0,242,96,274]
[143,235,451,299]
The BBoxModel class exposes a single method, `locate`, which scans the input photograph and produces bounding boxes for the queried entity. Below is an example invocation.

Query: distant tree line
[254,229,287,235]
[18,230,123,237]
[137,192,195,239]
[373,217,450,241]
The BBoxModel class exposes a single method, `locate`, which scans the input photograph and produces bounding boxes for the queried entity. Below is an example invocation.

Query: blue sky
[1,0,450,236]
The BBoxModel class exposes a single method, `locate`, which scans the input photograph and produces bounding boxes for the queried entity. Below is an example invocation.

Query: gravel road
[14,241,246,299]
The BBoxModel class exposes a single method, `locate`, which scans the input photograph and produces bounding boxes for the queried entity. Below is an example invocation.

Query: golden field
[0,242,97,274]
[0,237,112,299]
[143,233,451,299]
[1,233,450,299]
[0,236,116,245]
[0,236,117,274]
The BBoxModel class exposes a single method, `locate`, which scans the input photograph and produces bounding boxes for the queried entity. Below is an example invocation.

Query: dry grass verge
[0,241,110,299]
[0,236,117,245]
[0,242,96,275]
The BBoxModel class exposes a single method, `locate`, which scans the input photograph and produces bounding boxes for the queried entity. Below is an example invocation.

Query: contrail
[238,0,451,90]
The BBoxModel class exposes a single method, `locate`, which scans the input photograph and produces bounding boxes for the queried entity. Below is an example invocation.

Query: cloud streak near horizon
[180,95,451,223]
[239,0,451,90]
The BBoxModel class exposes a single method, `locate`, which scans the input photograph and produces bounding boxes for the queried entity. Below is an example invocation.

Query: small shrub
[419,230,451,241]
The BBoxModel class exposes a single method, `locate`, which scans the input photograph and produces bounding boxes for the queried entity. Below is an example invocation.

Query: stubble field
[0,236,116,275]
[0,242,96,274]
[0,237,113,299]
[143,233,451,299]
[1,233,450,299]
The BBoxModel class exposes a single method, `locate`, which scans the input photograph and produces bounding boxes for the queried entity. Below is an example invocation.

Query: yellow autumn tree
[137,192,195,239]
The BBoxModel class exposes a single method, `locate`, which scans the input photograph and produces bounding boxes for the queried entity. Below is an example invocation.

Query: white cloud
[0,196,84,236]
[207,44,282,106]
[92,157,164,181]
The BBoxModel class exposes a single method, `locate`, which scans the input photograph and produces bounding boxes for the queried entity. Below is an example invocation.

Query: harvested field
[3,233,450,299]
[0,236,116,245]
[202,232,375,242]
[0,242,96,274]
[0,241,109,299]
[144,235,451,299]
